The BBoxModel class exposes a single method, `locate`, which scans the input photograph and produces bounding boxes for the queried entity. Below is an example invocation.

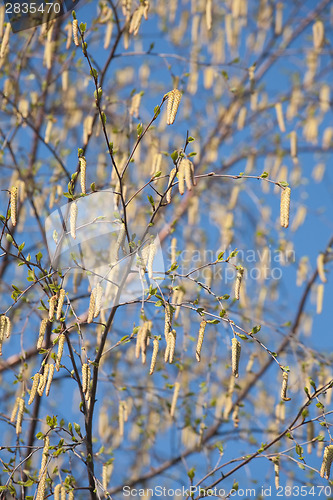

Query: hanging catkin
[166,168,176,204]
[73,19,80,46]
[56,289,66,320]
[79,156,87,194]
[70,201,78,239]
[275,102,286,133]
[149,338,159,375]
[280,187,291,228]
[28,373,40,405]
[290,131,297,158]
[87,288,96,324]
[273,457,280,489]
[166,89,182,125]
[196,320,207,362]
[147,238,156,279]
[10,186,18,226]
[307,421,314,454]
[231,337,241,378]
[16,397,24,435]
[317,253,327,283]
[164,303,173,340]
[39,435,49,479]
[94,283,104,318]
[316,283,324,314]
[56,333,65,371]
[49,295,57,321]
[170,381,180,417]
[37,318,48,350]
[45,364,55,396]
[313,20,324,50]
[320,445,333,479]
[178,159,185,195]
[234,266,244,300]
[0,315,11,354]
[281,371,291,401]
[168,329,176,363]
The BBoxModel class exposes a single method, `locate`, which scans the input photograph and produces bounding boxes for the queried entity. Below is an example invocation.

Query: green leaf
[187,467,195,480]
[170,150,178,162]
[279,181,289,187]
[188,136,195,142]
[217,251,225,261]
[250,325,261,335]
[260,171,269,178]
[137,123,143,136]
[188,152,197,157]
[101,112,106,125]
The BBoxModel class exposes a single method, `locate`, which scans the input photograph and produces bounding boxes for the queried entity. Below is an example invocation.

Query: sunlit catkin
[70,201,78,239]
[87,288,96,324]
[206,0,212,30]
[45,364,54,396]
[119,401,125,438]
[231,337,241,378]
[280,187,291,228]
[234,266,244,300]
[38,365,48,397]
[56,333,65,371]
[10,186,18,227]
[168,329,176,363]
[320,445,333,479]
[36,470,47,500]
[49,295,57,321]
[82,363,88,393]
[164,303,173,340]
[37,318,48,350]
[166,89,182,125]
[56,288,66,320]
[178,159,185,195]
[79,156,87,194]
[39,435,49,479]
[290,131,297,158]
[281,371,291,401]
[196,320,207,362]
[275,102,286,133]
[316,283,324,315]
[150,338,159,375]
[273,457,280,489]
[317,252,327,283]
[16,397,24,435]
[28,373,40,405]
[307,421,314,454]
[166,168,176,204]
[171,237,177,264]
[73,19,80,46]
[94,283,104,318]
[54,484,62,500]
[10,397,19,423]
[147,239,156,279]
[313,20,324,50]
[170,381,180,417]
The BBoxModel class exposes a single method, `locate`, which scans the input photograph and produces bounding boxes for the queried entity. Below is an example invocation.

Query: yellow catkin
[170,381,180,417]
[166,168,176,204]
[28,373,40,405]
[232,405,239,428]
[150,338,159,375]
[45,364,54,396]
[49,295,57,321]
[94,283,103,318]
[79,156,87,195]
[317,253,327,283]
[37,318,48,350]
[275,3,283,35]
[316,283,324,315]
[82,363,88,393]
[307,421,314,454]
[168,329,176,363]
[70,201,78,239]
[147,239,156,280]
[280,187,291,228]
[39,435,49,479]
[275,102,286,133]
[313,20,324,50]
[10,186,18,227]
[0,315,11,344]
[320,445,333,479]
[56,289,66,320]
[281,371,291,401]
[73,19,80,46]
[38,364,49,397]
[56,333,65,371]
[166,89,182,125]
[171,237,177,264]
[54,484,62,500]
[135,325,142,359]
[36,470,47,500]
[85,365,91,401]
[10,396,19,423]
[102,463,113,491]
[164,303,173,340]
[16,397,24,435]
[68,490,74,500]
[237,106,247,130]
[0,22,10,61]
[206,0,212,30]
[196,320,207,362]
[178,159,185,195]
[184,159,194,191]
[234,266,244,300]
[273,457,280,489]
[87,288,96,324]
[290,131,297,158]
[140,321,151,365]
[231,337,241,378]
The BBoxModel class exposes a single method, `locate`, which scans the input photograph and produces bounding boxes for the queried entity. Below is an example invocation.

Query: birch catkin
[37,318,48,350]
[164,303,173,340]
[273,457,280,489]
[178,159,185,195]
[280,187,291,228]
[10,186,18,227]
[70,201,78,239]
[73,19,80,46]
[196,320,207,362]
[56,289,66,320]
[94,283,103,318]
[281,371,291,401]
[166,168,176,204]
[290,131,297,158]
[313,20,324,50]
[49,295,57,321]
[150,338,159,375]
[87,288,96,323]
[275,102,286,133]
[16,397,24,435]
[166,89,182,125]
[45,364,54,396]
[317,253,327,283]
[168,329,176,363]
[316,283,324,314]
[147,239,156,279]
[320,445,333,479]
[231,337,241,378]
[28,373,40,405]
[170,381,180,417]
[56,333,65,371]
[234,266,244,300]
[79,156,87,194]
